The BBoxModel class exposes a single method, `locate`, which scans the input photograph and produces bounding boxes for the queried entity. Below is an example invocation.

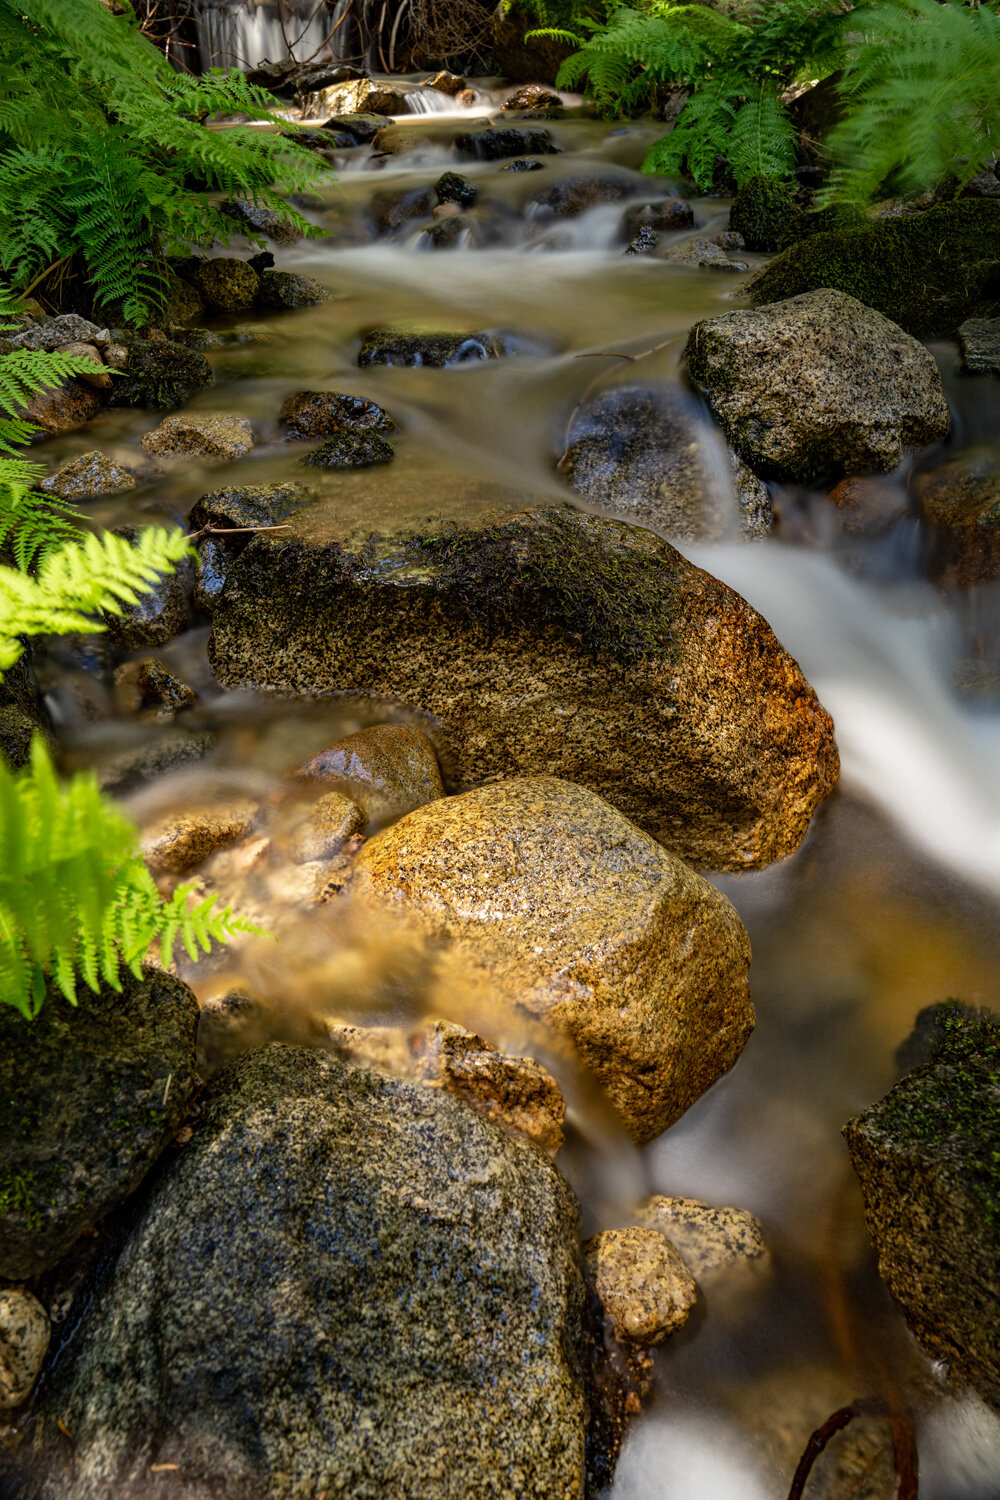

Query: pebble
[0,1289,50,1410]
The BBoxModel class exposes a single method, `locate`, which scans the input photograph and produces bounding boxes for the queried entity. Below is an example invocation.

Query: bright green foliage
[0,0,323,323]
[0,737,261,1018]
[546,0,848,189]
[822,0,1000,205]
[0,526,194,670]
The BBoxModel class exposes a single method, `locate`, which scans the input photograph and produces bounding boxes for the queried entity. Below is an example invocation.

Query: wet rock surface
[636,1195,767,1280]
[191,256,261,312]
[22,377,103,434]
[685,288,951,482]
[845,1003,1000,1412]
[914,450,1000,585]
[0,1290,50,1411]
[0,969,198,1280]
[351,777,753,1143]
[455,127,559,161]
[958,316,1000,375]
[298,722,445,827]
[279,389,395,438]
[106,525,191,651]
[39,450,138,499]
[141,802,257,875]
[140,412,255,460]
[530,173,636,219]
[258,268,327,308]
[209,504,839,870]
[303,430,395,468]
[24,1045,587,1500]
[621,197,694,240]
[108,338,214,409]
[583,1227,697,1344]
[358,326,505,365]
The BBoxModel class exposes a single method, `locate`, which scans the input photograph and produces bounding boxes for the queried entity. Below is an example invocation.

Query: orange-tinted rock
[297,722,445,827]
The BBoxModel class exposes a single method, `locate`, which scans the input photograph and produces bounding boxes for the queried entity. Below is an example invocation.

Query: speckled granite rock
[636,1195,767,1280]
[22,378,102,433]
[189,483,309,613]
[279,390,396,439]
[958,317,1000,375]
[297,722,445,827]
[208,504,839,870]
[286,789,366,861]
[845,1003,1000,1412]
[140,413,254,460]
[351,777,753,1143]
[141,802,257,875]
[0,969,198,1279]
[40,450,138,500]
[23,1045,587,1500]
[583,1227,696,1344]
[914,449,1000,586]
[560,382,758,542]
[191,257,261,312]
[0,1290,49,1411]
[685,288,951,482]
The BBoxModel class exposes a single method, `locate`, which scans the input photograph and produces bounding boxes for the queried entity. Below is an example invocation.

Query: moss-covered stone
[728,175,800,253]
[258,269,327,310]
[107,339,214,409]
[279,390,395,439]
[844,1002,1000,1410]
[191,257,262,314]
[358,327,505,367]
[302,431,395,469]
[747,199,1000,336]
[207,503,839,871]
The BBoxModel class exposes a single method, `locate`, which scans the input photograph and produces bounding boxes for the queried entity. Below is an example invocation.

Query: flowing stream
[35,93,1000,1497]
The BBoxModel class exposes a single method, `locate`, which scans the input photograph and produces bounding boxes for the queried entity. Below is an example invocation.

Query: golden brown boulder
[352,776,753,1144]
[583,1227,697,1345]
[297,722,445,827]
[209,504,839,872]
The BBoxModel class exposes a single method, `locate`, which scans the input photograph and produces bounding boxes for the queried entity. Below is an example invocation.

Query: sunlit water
[32,99,1000,1496]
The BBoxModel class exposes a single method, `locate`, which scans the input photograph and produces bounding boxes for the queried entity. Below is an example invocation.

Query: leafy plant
[822,0,1000,205]
[0,0,324,323]
[541,0,849,189]
[0,737,260,1018]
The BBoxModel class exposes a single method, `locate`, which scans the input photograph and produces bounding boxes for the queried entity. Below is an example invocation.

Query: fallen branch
[786,1396,918,1500]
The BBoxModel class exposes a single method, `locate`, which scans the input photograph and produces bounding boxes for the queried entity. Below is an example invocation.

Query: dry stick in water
[557,337,680,469]
[184,523,293,543]
[785,1396,918,1500]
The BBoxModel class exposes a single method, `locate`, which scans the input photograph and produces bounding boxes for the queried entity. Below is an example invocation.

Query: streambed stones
[208,503,839,870]
[24,1045,587,1500]
[685,288,951,482]
[351,777,754,1143]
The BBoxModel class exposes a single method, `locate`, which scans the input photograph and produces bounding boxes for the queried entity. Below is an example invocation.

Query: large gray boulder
[208,502,839,872]
[0,969,198,1279]
[844,1003,1000,1412]
[685,288,951,482]
[25,1045,587,1500]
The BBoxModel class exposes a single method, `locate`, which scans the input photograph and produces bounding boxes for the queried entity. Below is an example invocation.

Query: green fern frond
[0,738,265,1019]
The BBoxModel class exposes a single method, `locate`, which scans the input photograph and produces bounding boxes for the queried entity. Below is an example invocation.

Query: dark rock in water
[530,173,636,219]
[492,0,575,84]
[358,327,505,366]
[958,316,1000,375]
[223,198,302,246]
[0,656,49,768]
[844,1003,1000,1412]
[728,174,800,252]
[435,170,478,208]
[302,430,395,469]
[24,1045,587,1500]
[39,450,138,499]
[134,658,197,713]
[0,969,198,1280]
[208,503,839,870]
[193,534,229,614]
[914,449,1000,587]
[370,184,435,235]
[747,199,1000,337]
[323,111,387,143]
[621,198,694,240]
[106,525,191,651]
[560,382,737,542]
[279,390,395,439]
[501,157,545,172]
[685,288,951,482]
[455,127,559,161]
[293,62,360,97]
[257,269,327,309]
[422,214,474,248]
[97,729,215,795]
[503,84,563,110]
[188,482,310,537]
[625,225,658,255]
[106,339,213,409]
[191,256,261,313]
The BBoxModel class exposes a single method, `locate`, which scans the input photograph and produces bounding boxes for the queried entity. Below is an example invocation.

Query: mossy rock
[107,339,214,409]
[728,175,800,253]
[207,502,839,871]
[302,431,395,469]
[191,257,262,314]
[747,199,1000,337]
[845,1002,1000,1411]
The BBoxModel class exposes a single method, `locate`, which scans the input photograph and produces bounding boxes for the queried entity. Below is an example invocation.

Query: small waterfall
[405,86,465,115]
[194,0,346,71]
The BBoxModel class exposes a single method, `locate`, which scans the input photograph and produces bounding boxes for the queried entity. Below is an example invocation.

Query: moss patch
[729,175,801,253]
[748,199,1000,336]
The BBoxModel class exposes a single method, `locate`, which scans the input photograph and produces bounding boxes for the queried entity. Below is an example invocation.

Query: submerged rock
[134,658,198,714]
[302,430,395,468]
[297,721,445,827]
[747,199,1000,337]
[621,198,694,239]
[209,504,838,870]
[188,481,309,535]
[502,157,545,172]
[844,1003,1000,1412]
[914,450,1000,586]
[279,389,395,439]
[258,268,327,309]
[0,1290,50,1411]
[25,1045,587,1499]
[358,326,505,366]
[141,802,257,876]
[352,777,754,1143]
[140,412,254,460]
[370,184,436,234]
[106,339,213,409]
[636,1195,767,1282]
[583,1227,697,1345]
[0,969,198,1280]
[39,450,138,500]
[530,173,636,219]
[455,126,559,161]
[106,524,191,651]
[685,288,951,482]
[958,317,1000,375]
[286,789,366,862]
